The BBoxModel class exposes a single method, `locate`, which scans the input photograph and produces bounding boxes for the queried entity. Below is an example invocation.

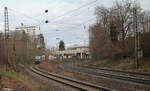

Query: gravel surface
[24,67,82,91]
[80,65,150,80]
[60,61,150,91]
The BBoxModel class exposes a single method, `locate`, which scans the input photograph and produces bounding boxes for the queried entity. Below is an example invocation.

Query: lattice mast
[4,7,9,39]
[4,7,11,69]
[133,8,142,69]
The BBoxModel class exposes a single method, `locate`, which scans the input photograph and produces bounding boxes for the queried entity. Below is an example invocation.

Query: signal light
[45,10,48,13]
[45,20,48,23]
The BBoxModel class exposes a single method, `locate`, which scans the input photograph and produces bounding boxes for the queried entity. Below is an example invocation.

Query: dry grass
[137,59,150,73]
[62,71,74,78]
[0,68,39,91]
[18,70,40,90]
[0,72,33,91]
[86,58,150,73]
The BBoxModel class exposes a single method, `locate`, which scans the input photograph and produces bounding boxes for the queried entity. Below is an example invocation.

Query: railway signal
[45,10,48,13]
[45,20,48,23]
[45,9,48,23]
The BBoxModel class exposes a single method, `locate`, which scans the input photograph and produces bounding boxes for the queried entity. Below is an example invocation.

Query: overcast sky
[0,0,150,48]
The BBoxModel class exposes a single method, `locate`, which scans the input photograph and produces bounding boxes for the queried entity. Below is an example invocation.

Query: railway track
[30,66,115,91]
[79,65,150,83]
[61,62,150,86]
[81,65,150,77]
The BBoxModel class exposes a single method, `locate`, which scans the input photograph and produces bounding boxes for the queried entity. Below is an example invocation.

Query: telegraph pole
[133,8,142,69]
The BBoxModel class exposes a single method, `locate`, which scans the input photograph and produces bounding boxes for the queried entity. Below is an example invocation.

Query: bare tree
[95,0,140,47]
[89,0,150,60]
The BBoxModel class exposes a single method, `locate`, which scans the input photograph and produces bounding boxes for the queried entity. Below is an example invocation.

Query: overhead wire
[47,0,98,23]
[8,8,42,25]
[42,16,96,35]
[1,0,97,45]
[8,8,44,34]
[4,0,97,29]
[61,1,97,21]
[0,0,93,47]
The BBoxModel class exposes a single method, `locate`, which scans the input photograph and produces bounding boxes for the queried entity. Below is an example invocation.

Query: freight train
[33,55,45,64]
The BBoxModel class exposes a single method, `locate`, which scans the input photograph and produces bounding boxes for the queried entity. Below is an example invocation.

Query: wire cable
[8,8,42,24]
[47,0,98,23]
[6,0,97,28]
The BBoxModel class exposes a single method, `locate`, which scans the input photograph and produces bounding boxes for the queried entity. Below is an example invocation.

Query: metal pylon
[4,7,9,39]
[4,7,11,69]
[133,8,142,69]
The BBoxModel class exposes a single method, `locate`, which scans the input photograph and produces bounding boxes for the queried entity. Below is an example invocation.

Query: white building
[15,25,39,37]
[15,25,40,48]
[52,46,90,59]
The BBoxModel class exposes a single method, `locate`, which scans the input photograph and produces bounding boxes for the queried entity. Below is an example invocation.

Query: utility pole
[133,8,142,69]
[4,7,9,39]
[4,7,16,70]
[4,7,12,69]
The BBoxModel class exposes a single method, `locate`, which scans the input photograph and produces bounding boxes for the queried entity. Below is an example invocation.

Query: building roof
[67,46,89,50]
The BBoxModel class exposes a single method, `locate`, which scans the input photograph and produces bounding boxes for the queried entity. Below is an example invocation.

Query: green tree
[59,40,65,51]
[38,34,45,49]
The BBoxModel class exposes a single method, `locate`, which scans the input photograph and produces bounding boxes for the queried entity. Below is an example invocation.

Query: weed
[0,75,2,91]
[0,70,28,87]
